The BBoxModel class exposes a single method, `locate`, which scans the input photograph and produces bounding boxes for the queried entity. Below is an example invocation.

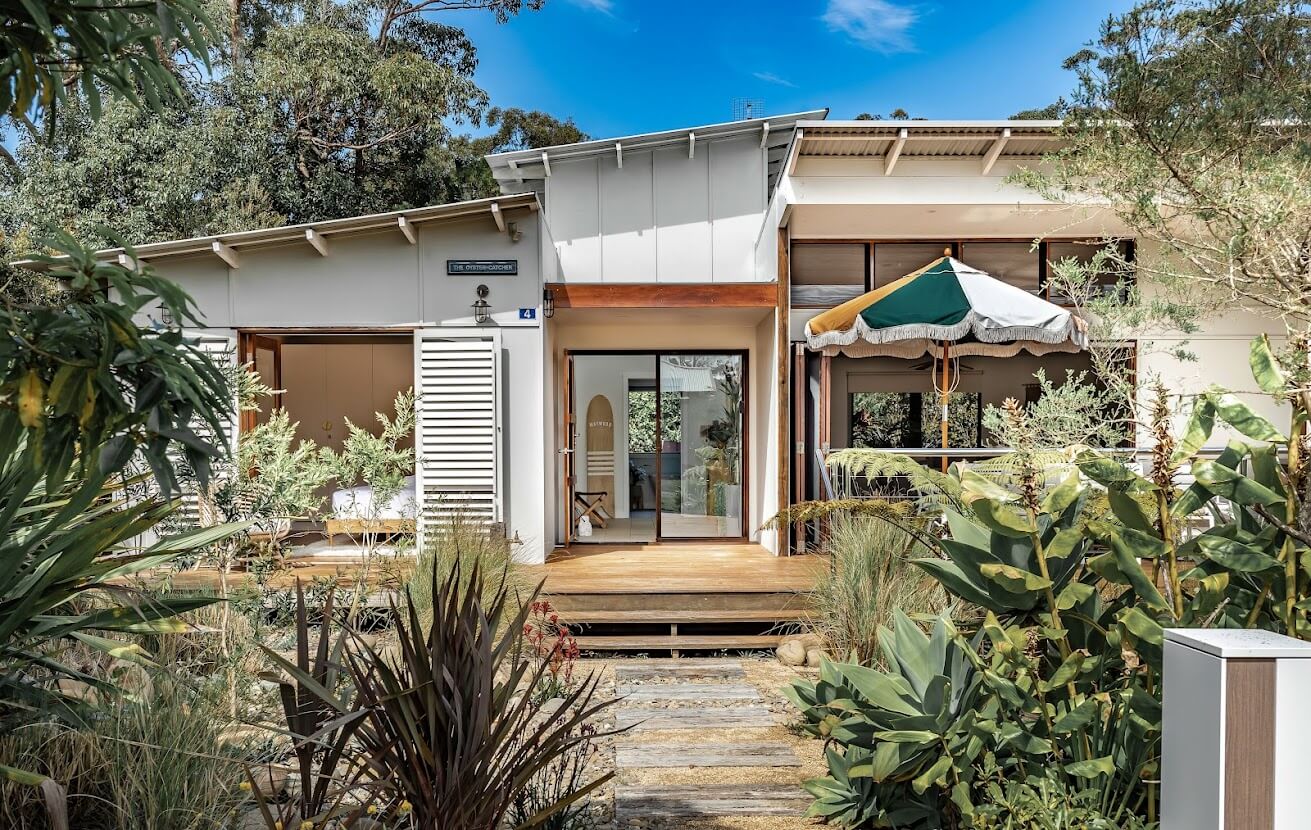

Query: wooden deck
[129,542,823,654]
[529,542,825,594]
[531,543,824,653]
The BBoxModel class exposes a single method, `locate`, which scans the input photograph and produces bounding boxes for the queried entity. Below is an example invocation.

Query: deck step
[615,784,810,818]
[615,704,779,730]
[617,682,761,701]
[576,634,783,652]
[615,741,800,768]
[544,591,808,613]
[558,609,805,624]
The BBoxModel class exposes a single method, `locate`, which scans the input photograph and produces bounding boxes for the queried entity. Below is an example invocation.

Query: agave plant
[279,563,618,830]
[787,612,989,829]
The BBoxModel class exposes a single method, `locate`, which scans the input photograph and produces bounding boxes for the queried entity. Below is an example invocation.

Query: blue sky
[457,0,1137,139]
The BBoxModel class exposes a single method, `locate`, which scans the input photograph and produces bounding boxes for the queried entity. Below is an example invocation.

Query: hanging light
[158,302,175,328]
[542,285,555,318]
[472,284,491,324]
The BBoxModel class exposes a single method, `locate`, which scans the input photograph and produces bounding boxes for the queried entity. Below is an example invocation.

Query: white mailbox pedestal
[1163,629,1311,830]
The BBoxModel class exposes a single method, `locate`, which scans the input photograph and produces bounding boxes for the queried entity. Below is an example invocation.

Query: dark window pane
[961,241,1040,295]
[873,243,952,286]
[1046,239,1134,304]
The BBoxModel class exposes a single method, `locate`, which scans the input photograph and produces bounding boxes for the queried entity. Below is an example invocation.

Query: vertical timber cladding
[1224,658,1276,830]
[414,329,503,535]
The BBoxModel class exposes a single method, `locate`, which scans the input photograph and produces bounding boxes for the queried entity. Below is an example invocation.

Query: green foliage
[0,676,252,830]
[2,0,582,266]
[405,512,530,624]
[1015,0,1311,422]
[251,583,381,828]
[810,515,948,665]
[283,563,617,830]
[791,338,1311,827]
[3,232,230,495]
[982,370,1128,452]
[786,613,987,829]
[0,0,213,126]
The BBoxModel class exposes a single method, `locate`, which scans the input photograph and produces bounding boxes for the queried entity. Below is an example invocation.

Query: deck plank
[615,784,811,817]
[615,741,800,768]
[617,682,761,701]
[614,705,778,730]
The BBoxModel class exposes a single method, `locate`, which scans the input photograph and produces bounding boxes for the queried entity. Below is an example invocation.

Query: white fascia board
[485,108,829,168]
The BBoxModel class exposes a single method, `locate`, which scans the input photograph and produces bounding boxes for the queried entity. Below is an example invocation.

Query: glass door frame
[563,349,750,545]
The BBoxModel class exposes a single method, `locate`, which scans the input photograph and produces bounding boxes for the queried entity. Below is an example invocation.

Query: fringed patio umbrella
[804,255,1088,468]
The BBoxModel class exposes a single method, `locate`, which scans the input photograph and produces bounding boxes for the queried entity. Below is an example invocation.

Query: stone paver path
[608,658,811,826]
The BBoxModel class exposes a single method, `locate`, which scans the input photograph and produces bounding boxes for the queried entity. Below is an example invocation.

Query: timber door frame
[236,332,282,433]
[563,349,751,545]
[561,352,576,546]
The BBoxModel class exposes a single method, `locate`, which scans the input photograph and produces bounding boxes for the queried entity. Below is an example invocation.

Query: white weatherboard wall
[546,135,767,282]
[139,208,553,563]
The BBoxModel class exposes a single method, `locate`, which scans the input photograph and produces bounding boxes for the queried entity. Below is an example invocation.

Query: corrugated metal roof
[485,109,830,196]
[794,121,1065,162]
[16,193,541,268]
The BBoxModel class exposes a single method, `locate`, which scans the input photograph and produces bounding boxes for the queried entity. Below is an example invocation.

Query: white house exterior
[79,109,1283,566]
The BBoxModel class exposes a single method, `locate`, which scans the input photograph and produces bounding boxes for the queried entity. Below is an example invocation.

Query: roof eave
[485,108,830,171]
[13,193,541,269]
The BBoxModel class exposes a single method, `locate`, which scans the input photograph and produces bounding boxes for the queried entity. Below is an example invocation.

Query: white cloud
[753,71,797,88]
[822,0,918,53]
[568,0,614,13]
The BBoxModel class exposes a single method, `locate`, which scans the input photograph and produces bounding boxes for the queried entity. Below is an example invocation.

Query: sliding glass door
[657,354,745,539]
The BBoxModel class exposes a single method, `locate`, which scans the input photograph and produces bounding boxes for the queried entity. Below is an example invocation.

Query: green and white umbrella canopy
[805,256,1088,358]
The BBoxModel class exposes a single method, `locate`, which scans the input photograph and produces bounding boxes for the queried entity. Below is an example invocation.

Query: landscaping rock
[806,647,830,668]
[776,639,807,665]
[777,633,821,665]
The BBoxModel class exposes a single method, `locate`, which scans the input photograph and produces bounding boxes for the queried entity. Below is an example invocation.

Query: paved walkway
[607,658,811,827]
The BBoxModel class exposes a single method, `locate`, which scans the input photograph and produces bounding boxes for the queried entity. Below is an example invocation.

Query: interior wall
[278,339,414,453]
[571,354,656,520]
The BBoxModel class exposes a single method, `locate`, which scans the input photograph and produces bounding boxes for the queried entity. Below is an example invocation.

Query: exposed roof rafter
[541,151,551,177]
[305,228,329,256]
[615,142,623,169]
[397,216,417,245]
[688,132,695,158]
[212,240,239,269]
[491,201,507,234]
[884,128,907,175]
[981,128,1012,175]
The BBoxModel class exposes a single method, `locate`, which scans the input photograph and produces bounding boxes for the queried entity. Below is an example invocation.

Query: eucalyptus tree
[1017,0,1311,509]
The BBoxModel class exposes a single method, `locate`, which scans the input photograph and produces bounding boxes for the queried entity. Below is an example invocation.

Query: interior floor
[578,509,656,544]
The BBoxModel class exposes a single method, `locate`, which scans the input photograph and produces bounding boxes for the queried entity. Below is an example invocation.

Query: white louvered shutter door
[172,332,237,527]
[414,329,503,537]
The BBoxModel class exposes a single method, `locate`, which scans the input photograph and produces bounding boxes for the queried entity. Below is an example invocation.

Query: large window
[850,391,981,449]
[873,243,953,287]
[790,239,1134,307]
[791,243,866,307]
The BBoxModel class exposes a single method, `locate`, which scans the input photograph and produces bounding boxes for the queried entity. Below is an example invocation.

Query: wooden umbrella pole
[940,340,950,473]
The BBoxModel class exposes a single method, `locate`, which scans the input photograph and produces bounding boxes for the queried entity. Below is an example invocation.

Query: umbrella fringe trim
[803,310,1088,352]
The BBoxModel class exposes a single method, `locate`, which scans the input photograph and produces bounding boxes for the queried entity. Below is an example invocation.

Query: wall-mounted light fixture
[158,302,175,328]
[542,286,555,318]
[472,284,491,324]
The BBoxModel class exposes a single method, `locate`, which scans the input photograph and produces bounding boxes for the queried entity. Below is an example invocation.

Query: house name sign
[447,259,518,275]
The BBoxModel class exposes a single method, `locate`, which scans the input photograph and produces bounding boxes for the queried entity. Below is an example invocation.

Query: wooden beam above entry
[550,283,778,309]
